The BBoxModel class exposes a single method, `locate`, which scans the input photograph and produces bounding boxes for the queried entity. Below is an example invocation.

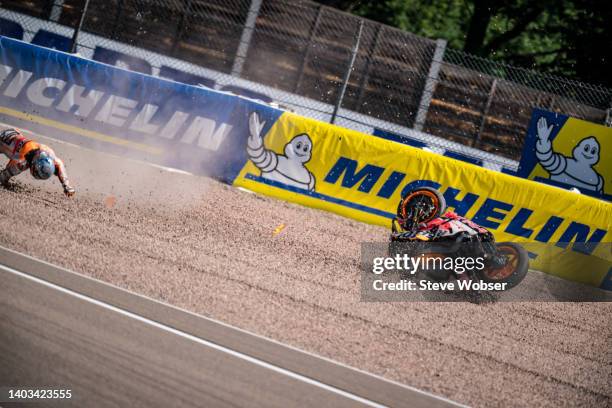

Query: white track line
[0,246,466,407]
[2,264,386,407]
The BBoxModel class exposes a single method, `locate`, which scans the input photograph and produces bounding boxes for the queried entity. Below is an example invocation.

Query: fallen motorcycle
[389,187,528,289]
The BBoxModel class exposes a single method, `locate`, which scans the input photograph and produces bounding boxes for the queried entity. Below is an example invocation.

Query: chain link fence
[2,0,611,162]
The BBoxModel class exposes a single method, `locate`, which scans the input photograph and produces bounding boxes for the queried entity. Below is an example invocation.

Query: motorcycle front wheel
[397,187,447,225]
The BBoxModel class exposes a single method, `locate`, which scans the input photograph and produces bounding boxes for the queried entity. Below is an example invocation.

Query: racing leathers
[0,128,75,196]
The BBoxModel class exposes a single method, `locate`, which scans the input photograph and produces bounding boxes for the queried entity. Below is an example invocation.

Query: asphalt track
[0,247,462,407]
[0,128,610,407]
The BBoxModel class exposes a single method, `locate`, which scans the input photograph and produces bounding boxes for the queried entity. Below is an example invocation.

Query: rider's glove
[63,185,75,197]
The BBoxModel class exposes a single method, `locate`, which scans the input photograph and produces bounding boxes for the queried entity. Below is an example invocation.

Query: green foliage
[318,0,612,88]
[353,0,471,49]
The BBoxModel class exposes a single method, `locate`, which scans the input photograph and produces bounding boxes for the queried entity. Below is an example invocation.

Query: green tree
[318,0,612,88]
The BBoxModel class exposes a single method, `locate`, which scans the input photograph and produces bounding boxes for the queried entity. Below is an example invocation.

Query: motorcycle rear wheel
[476,242,529,289]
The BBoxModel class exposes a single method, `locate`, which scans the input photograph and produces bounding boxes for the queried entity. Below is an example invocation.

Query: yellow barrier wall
[235,112,612,288]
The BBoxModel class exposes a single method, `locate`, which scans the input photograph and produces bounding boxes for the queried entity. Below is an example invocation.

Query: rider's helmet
[30,150,55,180]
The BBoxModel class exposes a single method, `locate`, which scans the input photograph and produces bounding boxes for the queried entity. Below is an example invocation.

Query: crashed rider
[0,128,75,196]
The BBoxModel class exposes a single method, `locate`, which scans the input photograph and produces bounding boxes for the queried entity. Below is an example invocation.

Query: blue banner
[517,108,611,201]
[0,36,283,182]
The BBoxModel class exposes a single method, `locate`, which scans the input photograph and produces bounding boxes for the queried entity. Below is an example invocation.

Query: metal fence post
[331,19,364,124]
[294,6,323,93]
[49,0,65,22]
[605,107,612,127]
[413,38,447,131]
[355,24,382,109]
[70,0,91,53]
[172,0,193,55]
[111,0,125,39]
[474,78,497,146]
[231,0,263,78]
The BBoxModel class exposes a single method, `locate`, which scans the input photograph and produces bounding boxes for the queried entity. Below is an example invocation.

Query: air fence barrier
[0,37,610,290]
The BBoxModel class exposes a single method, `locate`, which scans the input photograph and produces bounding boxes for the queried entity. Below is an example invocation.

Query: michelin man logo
[247,112,316,191]
[535,116,604,193]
